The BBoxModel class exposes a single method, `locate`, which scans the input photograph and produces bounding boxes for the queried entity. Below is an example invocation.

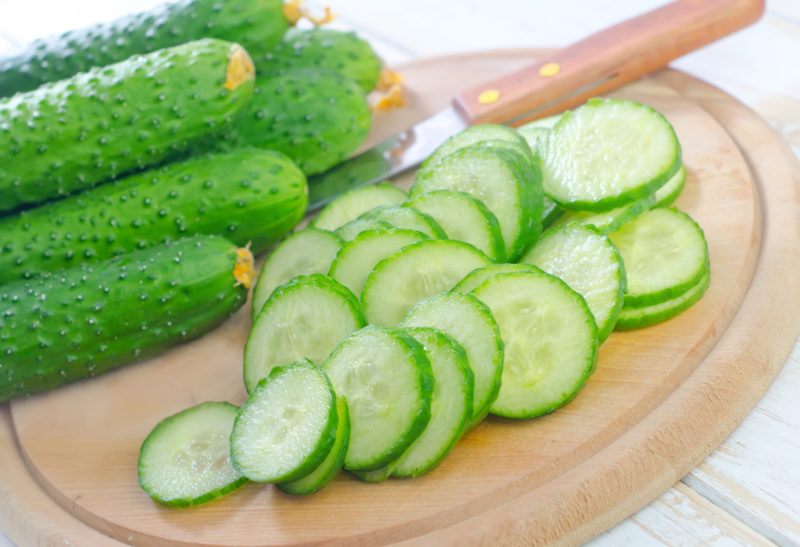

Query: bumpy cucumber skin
[0,149,307,285]
[0,0,287,97]
[0,39,255,213]
[260,28,382,93]
[219,68,371,176]
[138,401,248,508]
[0,235,248,402]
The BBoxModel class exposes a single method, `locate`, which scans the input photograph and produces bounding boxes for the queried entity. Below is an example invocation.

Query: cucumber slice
[521,223,624,341]
[401,292,503,426]
[616,267,710,331]
[278,396,351,495]
[412,144,540,260]
[138,402,246,508]
[323,326,433,470]
[472,271,598,418]
[551,193,656,235]
[653,164,687,208]
[453,263,537,294]
[362,240,491,326]
[392,327,473,477]
[422,124,532,169]
[231,360,338,483]
[329,229,428,297]
[251,228,343,320]
[407,190,506,262]
[519,114,562,132]
[244,274,365,393]
[360,205,447,239]
[336,217,395,241]
[517,115,561,156]
[351,465,394,483]
[312,182,407,230]
[541,98,681,212]
[609,208,708,307]
[542,196,564,229]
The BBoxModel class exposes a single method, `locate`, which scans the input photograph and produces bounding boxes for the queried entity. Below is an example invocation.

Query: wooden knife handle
[453,0,764,126]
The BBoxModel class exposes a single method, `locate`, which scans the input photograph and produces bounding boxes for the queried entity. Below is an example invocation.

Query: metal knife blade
[307,106,467,211]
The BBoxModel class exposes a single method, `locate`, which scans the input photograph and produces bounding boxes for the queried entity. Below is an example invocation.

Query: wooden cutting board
[1,49,799,547]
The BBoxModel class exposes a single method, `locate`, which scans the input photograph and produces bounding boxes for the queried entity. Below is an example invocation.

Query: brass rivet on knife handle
[452,0,765,126]
[477,89,501,105]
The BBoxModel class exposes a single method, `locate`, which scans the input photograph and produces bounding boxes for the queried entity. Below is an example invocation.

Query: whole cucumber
[0,148,307,285]
[0,38,255,214]
[222,68,371,175]
[261,28,382,93]
[0,235,252,402]
[0,0,287,97]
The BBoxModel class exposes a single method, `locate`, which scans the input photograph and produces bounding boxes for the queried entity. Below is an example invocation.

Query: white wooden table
[0,0,798,545]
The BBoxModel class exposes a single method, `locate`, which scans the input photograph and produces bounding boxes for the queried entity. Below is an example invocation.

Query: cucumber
[360,206,447,239]
[313,182,407,230]
[260,28,382,93]
[0,39,255,213]
[336,218,395,241]
[251,228,342,320]
[422,124,533,170]
[609,208,709,307]
[138,402,246,507]
[521,223,626,341]
[615,267,710,331]
[551,193,656,235]
[329,229,428,297]
[244,274,365,393]
[453,263,537,294]
[392,327,473,477]
[540,98,681,212]
[471,271,598,418]
[407,190,506,262]
[351,465,393,483]
[0,235,251,402]
[362,240,491,326]
[401,292,503,426]
[0,0,288,98]
[653,165,687,208]
[0,149,307,286]
[542,197,564,229]
[412,144,541,261]
[278,395,350,495]
[323,326,433,470]
[231,360,338,483]
[221,68,371,176]
[516,120,564,229]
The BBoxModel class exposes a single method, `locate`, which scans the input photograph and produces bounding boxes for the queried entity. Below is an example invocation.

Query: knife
[308,0,763,210]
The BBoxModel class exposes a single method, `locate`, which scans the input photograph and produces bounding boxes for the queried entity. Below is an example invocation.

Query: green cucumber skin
[0,235,247,402]
[261,28,382,93]
[219,68,371,175]
[0,38,255,213]
[0,149,306,285]
[0,0,287,98]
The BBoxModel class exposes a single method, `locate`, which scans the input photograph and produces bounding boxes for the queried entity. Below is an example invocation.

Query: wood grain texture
[0,50,796,546]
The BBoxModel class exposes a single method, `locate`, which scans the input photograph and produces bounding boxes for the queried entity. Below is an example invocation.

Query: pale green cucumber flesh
[336,218,395,241]
[360,205,447,239]
[312,182,407,230]
[551,193,656,235]
[653,164,687,208]
[453,263,538,294]
[422,124,532,169]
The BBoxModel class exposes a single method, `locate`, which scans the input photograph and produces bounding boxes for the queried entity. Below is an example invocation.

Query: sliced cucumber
[542,196,564,229]
[251,228,343,320]
[616,267,710,331]
[551,193,656,235]
[453,263,536,294]
[653,164,687,208]
[392,327,473,478]
[351,465,393,483]
[336,217,394,241]
[412,144,540,260]
[521,223,625,341]
[407,190,506,262]
[422,124,532,169]
[360,205,446,239]
[541,98,681,212]
[401,292,503,426]
[329,228,428,297]
[609,208,708,307]
[231,360,337,483]
[313,182,407,230]
[472,271,598,418]
[278,396,350,495]
[138,402,246,508]
[244,274,365,393]
[323,326,433,470]
[519,114,562,132]
[517,115,561,155]
[362,240,491,326]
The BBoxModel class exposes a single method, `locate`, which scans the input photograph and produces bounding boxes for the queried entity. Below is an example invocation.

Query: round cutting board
[2,50,799,547]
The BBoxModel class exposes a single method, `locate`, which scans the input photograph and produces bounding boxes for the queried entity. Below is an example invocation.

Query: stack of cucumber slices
[138,98,711,506]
